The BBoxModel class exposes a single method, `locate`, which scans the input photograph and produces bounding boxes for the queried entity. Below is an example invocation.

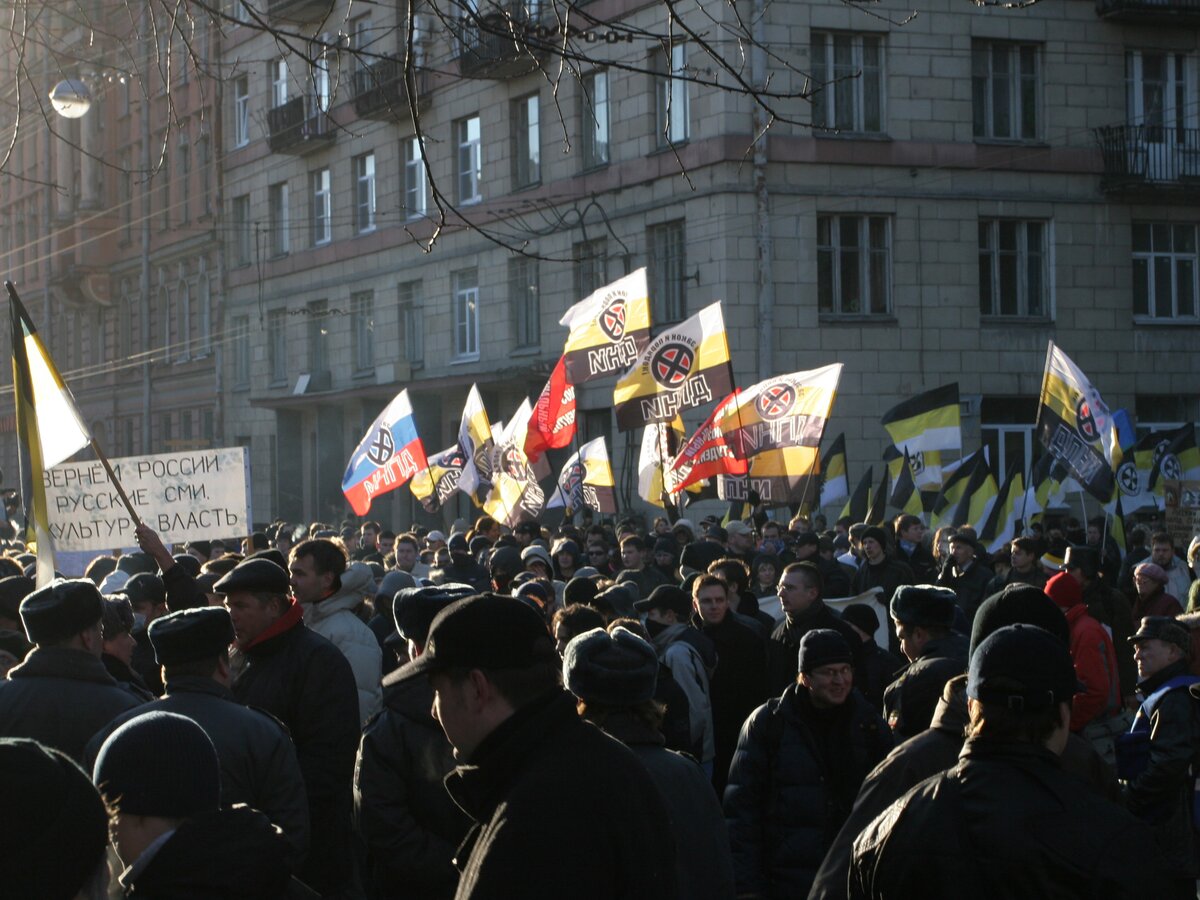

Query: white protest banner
[45,447,252,552]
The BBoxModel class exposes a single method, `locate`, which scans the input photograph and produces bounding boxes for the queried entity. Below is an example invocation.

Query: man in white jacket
[290,539,382,723]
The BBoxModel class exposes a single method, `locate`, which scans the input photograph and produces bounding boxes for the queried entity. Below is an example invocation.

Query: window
[118,280,133,358]
[981,397,1038,480]
[582,71,610,168]
[351,290,375,372]
[1126,51,1200,180]
[270,58,288,108]
[269,182,289,256]
[233,75,250,147]
[232,194,251,266]
[574,238,608,298]
[510,257,539,348]
[513,94,540,188]
[978,219,1048,318]
[176,279,191,361]
[452,268,480,360]
[456,115,482,204]
[121,153,133,242]
[310,168,331,245]
[197,270,211,353]
[354,153,376,233]
[811,32,883,134]
[404,137,427,218]
[1133,223,1198,320]
[233,315,250,387]
[647,221,686,322]
[91,308,106,366]
[268,308,287,384]
[313,49,332,112]
[157,146,170,229]
[178,141,190,223]
[351,14,373,76]
[230,0,251,24]
[398,280,424,366]
[197,134,212,216]
[654,43,690,146]
[972,42,1039,141]
[158,283,171,352]
[817,214,891,315]
[307,300,329,372]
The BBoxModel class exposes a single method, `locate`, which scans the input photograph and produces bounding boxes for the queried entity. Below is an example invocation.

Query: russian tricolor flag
[342,389,428,515]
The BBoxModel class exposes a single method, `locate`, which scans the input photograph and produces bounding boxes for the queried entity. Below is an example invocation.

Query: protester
[767,562,863,693]
[99,594,155,701]
[882,585,968,739]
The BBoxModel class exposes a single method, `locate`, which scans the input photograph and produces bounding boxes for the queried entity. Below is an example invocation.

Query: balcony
[455,1,547,79]
[267,0,334,24]
[1095,0,1200,24]
[1095,125,1200,197]
[267,95,336,155]
[352,57,429,120]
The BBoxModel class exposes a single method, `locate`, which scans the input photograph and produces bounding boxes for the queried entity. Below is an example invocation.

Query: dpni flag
[547,437,617,514]
[483,399,547,528]
[457,385,495,505]
[410,444,468,513]
[560,269,652,385]
[1036,342,1120,502]
[614,302,733,432]
[9,283,93,586]
[342,390,427,516]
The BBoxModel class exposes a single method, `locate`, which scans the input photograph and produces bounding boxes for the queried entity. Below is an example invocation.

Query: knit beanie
[563,576,600,607]
[563,626,659,706]
[798,628,854,673]
[841,602,881,637]
[1,738,107,900]
[93,711,220,818]
[969,583,1069,658]
[1044,571,1083,611]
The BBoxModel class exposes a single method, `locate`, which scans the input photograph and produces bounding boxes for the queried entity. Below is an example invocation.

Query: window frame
[456,115,482,205]
[972,40,1041,142]
[231,194,252,267]
[398,280,424,368]
[978,218,1051,320]
[354,152,377,234]
[233,75,250,148]
[811,31,884,135]
[509,256,540,348]
[582,70,610,169]
[311,167,332,245]
[647,220,687,323]
[816,213,893,317]
[452,268,480,361]
[654,43,690,147]
[512,93,541,189]
[269,181,290,257]
[351,289,376,374]
[404,137,428,218]
[1132,222,1200,322]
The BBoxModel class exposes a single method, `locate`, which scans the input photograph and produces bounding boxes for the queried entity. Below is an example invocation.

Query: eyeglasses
[776,581,802,594]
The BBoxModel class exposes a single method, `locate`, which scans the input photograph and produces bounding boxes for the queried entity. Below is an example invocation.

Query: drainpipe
[752,0,773,382]
[140,0,152,452]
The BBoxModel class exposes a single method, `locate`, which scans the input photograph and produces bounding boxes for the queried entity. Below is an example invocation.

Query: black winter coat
[851,558,914,608]
[768,601,863,695]
[853,640,905,713]
[936,561,993,625]
[445,690,679,899]
[101,652,157,701]
[724,684,892,899]
[1085,580,1137,701]
[0,646,144,762]
[130,628,164,696]
[896,543,937,584]
[809,675,1120,900]
[849,740,1169,899]
[699,615,770,793]
[354,676,469,899]
[882,632,969,739]
[233,617,360,897]
[87,675,311,868]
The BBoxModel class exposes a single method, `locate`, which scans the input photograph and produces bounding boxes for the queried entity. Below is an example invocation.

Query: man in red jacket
[1045,571,1122,733]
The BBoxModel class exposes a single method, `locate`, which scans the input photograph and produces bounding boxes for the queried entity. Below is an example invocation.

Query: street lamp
[48,78,92,118]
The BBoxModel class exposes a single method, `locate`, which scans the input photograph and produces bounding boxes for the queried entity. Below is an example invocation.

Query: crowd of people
[1,506,1199,898]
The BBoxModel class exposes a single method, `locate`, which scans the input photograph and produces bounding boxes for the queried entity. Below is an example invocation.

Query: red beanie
[1044,571,1082,610]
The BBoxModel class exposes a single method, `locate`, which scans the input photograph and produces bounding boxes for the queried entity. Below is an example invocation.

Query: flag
[716,364,842,506]
[866,466,890,526]
[1148,424,1200,492]
[456,385,494,506]
[979,461,1024,552]
[931,449,985,529]
[547,437,617,514]
[524,357,576,463]
[819,434,848,508]
[963,458,999,532]
[342,391,428,516]
[1103,490,1127,556]
[614,302,734,432]
[881,383,961,454]
[483,399,548,527]
[560,268,652,385]
[1036,341,1120,502]
[840,466,873,523]
[638,418,686,507]
[670,391,747,494]
[1115,429,1172,512]
[410,444,468,513]
[9,284,93,586]
[889,450,924,518]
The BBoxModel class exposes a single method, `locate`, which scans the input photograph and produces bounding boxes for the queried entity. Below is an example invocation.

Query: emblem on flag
[651,343,694,388]
[598,298,627,341]
[755,382,796,421]
[366,428,395,465]
[1074,394,1107,443]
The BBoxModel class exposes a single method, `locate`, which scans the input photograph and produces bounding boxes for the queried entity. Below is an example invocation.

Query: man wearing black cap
[1121,616,1200,895]
[726,629,892,898]
[215,557,360,898]
[851,527,915,608]
[635,584,717,771]
[430,533,490,591]
[935,533,993,626]
[0,579,145,762]
[355,587,470,900]
[791,532,851,599]
[883,585,969,739]
[93,711,296,897]
[1065,544,1137,708]
[839,603,904,711]
[85,606,311,867]
[768,562,863,694]
[849,624,1167,898]
[390,593,679,898]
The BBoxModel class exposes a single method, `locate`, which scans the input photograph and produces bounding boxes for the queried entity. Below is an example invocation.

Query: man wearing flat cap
[850,624,1168,898]
[85,606,310,868]
[0,578,144,762]
[354,587,470,900]
[390,592,678,899]
[215,556,360,898]
[936,532,994,626]
[1120,616,1200,895]
[725,628,892,898]
[883,585,969,739]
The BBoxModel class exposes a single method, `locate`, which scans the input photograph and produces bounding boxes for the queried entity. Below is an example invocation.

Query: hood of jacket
[304,561,374,624]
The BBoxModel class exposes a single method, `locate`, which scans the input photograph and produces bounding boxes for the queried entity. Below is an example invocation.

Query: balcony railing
[1095,125,1200,192]
[455,1,547,78]
[1095,0,1200,23]
[352,57,429,119]
[267,0,334,23]
[267,95,336,155]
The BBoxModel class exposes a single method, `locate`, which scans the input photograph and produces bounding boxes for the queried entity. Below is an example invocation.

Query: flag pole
[91,438,143,528]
